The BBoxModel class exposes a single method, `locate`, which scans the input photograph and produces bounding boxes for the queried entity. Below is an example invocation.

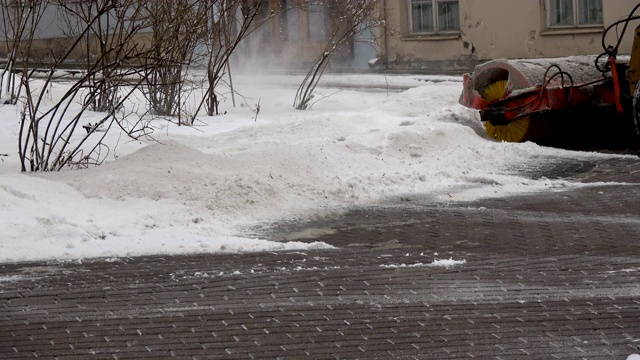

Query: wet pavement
[2,155,640,359]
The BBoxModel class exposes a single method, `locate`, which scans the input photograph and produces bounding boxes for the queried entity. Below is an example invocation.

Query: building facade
[1,0,639,74]
[379,0,639,73]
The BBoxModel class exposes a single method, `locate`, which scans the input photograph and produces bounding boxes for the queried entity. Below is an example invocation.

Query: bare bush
[8,0,275,171]
[0,0,48,105]
[141,0,272,125]
[141,0,209,124]
[194,0,266,119]
[293,0,382,110]
[17,0,154,171]
[57,0,143,113]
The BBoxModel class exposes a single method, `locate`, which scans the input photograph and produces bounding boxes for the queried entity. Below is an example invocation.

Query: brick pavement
[1,155,640,359]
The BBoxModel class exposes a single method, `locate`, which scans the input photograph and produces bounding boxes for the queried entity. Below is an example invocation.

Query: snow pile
[0,74,628,263]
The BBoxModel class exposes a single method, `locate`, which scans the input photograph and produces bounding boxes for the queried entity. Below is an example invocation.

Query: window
[308,3,326,41]
[410,0,459,34]
[547,0,603,28]
[281,0,299,41]
[260,0,270,43]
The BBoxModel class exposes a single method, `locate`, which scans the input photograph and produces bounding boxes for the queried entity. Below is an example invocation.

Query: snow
[380,258,467,269]
[0,73,630,263]
[430,258,467,267]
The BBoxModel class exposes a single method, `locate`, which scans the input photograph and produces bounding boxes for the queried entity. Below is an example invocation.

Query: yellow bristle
[481,80,508,102]
[480,80,530,143]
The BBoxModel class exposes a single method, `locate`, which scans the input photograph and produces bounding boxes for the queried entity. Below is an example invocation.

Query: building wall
[381,0,639,73]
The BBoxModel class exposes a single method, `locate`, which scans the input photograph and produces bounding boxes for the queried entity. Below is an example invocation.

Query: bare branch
[294,0,382,110]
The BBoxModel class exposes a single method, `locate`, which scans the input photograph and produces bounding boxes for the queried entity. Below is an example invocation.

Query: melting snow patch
[605,267,640,274]
[381,258,466,269]
[182,265,343,279]
[0,275,29,284]
[431,258,467,267]
[292,266,341,271]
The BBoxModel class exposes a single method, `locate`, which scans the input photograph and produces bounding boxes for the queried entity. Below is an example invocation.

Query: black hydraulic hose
[596,3,640,73]
[484,65,575,119]
[601,5,640,54]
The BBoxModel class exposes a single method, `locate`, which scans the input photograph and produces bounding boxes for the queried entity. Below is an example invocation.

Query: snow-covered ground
[0,73,630,263]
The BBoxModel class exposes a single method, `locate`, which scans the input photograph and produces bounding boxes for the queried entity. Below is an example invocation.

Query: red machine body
[458,56,626,124]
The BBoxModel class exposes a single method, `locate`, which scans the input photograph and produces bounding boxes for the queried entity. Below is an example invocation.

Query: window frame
[408,0,460,36]
[546,0,603,30]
